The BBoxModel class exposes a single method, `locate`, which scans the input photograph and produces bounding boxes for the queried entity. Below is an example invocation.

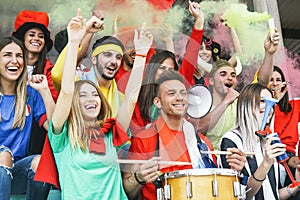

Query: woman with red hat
[0,37,54,199]
[12,10,60,158]
[12,10,58,102]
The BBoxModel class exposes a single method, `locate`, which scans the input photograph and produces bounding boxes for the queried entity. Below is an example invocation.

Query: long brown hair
[138,50,178,122]
[67,80,112,150]
[0,37,28,130]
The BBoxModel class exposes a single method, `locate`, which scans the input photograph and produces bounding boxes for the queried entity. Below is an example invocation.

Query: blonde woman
[0,37,54,199]
[42,10,152,199]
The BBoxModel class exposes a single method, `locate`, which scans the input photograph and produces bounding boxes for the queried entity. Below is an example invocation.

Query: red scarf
[89,118,129,154]
[34,118,129,190]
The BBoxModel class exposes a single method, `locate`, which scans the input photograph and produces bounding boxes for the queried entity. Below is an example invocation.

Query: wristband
[286,185,297,196]
[134,171,146,185]
[135,53,147,58]
[252,173,266,182]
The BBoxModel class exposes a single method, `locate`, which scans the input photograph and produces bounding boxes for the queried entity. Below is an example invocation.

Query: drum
[160,168,241,200]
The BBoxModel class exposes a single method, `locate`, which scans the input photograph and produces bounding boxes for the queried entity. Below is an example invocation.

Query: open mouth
[224,83,233,88]
[106,66,116,72]
[85,104,97,110]
[30,42,41,47]
[7,66,18,72]
[173,103,185,108]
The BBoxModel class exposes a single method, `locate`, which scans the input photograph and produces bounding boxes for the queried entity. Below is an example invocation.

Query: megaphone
[255,96,278,138]
[186,84,212,119]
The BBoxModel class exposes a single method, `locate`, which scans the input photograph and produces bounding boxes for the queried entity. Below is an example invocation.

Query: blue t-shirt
[0,86,47,161]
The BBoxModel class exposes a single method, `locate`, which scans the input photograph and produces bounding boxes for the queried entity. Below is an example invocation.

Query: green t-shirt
[206,100,237,150]
[48,120,128,200]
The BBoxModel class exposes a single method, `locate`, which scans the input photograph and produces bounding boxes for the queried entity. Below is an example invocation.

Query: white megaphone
[186,84,212,119]
[255,96,278,138]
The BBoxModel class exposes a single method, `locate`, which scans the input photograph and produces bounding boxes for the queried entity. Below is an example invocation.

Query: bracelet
[252,173,266,182]
[135,53,147,58]
[286,185,297,196]
[134,171,146,185]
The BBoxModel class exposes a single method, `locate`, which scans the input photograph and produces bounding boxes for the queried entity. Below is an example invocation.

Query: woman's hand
[67,8,86,43]
[86,16,104,33]
[134,23,153,56]
[264,29,280,55]
[189,1,204,30]
[226,148,246,171]
[264,135,286,165]
[28,74,48,92]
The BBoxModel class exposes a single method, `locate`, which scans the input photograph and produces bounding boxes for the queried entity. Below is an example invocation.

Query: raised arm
[28,74,55,130]
[51,11,104,91]
[160,24,175,53]
[257,31,280,86]
[116,23,153,131]
[51,9,86,134]
[179,1,204,86]
[77,11,104,64]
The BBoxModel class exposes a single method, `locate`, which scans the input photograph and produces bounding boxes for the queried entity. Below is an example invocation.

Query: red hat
[12,10,53,52]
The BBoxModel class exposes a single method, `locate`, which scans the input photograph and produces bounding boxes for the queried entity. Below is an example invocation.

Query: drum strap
[195,132,217,168]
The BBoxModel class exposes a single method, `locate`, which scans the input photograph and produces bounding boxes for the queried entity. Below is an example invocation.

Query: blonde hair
[67,80,112,150]
[236,83,272,152]
[0,37,28,130]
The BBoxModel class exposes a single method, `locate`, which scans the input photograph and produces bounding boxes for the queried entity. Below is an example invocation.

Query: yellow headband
[91,44,123,57]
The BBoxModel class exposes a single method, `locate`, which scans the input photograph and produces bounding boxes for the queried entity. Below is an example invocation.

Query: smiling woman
[35,9,152,199]
[12,10,58,101]
[0,37,54,200]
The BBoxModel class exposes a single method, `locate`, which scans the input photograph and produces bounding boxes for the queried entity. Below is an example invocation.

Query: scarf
[34,118,129,190]
[89,118,129,154]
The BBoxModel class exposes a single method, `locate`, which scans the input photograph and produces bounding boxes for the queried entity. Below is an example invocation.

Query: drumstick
[115,159,192,165]
[200,150,255,156]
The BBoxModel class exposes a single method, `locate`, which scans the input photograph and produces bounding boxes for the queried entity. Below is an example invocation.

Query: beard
[101,73,115,80]
[95,61,118,81]
[123,54,134,68]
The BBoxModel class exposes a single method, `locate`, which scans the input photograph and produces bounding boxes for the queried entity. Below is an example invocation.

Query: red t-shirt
[128,117,193,200]
[115,65,131,94]
[275,99,300,154]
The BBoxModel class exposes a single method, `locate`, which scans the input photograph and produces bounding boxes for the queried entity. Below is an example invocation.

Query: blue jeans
[0,146,50,200]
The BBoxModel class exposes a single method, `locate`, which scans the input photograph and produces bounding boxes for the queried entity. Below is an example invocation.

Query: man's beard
[96,62,118,80]
[101,73,115,80]
[123,54,134,68]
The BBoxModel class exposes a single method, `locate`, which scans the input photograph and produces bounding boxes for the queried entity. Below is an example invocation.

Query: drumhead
[164,168,238,178]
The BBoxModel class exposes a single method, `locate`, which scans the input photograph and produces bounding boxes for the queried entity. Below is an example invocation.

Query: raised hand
[189,1,204,29]
[67,8,86,43]
[160,24,173,43]
[264,29,280,55]
[134,23,153,55]
[86,16,104,33]
[28,74,49,92]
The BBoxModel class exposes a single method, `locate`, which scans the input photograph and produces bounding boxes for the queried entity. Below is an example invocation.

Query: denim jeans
[0,146,50,200]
